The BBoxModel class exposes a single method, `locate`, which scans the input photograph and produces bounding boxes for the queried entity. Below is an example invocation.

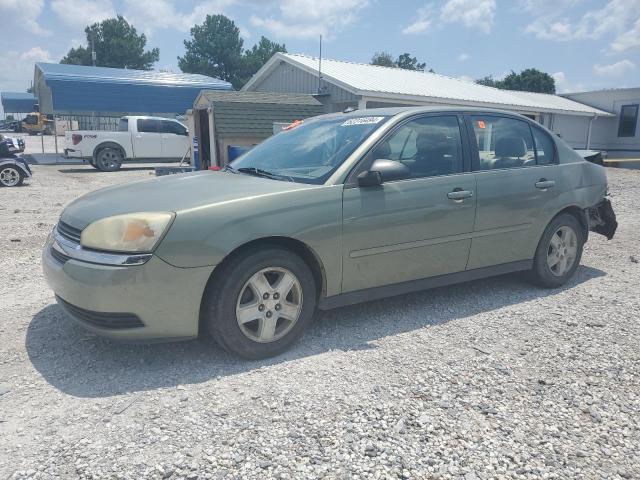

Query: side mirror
[358,159,410,187]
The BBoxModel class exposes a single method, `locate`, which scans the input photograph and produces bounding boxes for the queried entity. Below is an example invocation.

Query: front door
[160,120,190,159]
[465,114,564,269]
[342,114,477,293]
[135,118,162,159]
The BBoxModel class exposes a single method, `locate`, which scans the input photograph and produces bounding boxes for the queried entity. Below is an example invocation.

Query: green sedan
[43,107,618,358]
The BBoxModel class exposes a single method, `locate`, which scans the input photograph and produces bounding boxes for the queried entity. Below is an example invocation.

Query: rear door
[465,114,565,269]
[160,120,190,159]
[341,114,477,292]
[134,119,162,159]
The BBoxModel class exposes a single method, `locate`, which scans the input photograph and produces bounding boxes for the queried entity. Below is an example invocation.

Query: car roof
[323,105,535,120]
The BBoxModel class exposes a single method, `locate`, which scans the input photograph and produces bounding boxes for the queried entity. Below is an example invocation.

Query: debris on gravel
[1,165,639,479]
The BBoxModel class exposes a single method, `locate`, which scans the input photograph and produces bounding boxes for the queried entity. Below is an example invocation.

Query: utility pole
[317,35,323,94]
[91,31,96,66]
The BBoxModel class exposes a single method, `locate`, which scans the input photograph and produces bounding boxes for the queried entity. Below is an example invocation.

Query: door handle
[535,179,555,190]
[447,189,473,201]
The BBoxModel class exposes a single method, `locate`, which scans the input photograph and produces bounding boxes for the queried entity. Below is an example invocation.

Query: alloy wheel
[0,167,20,186]
[547,225,578,276]
[235,267,303,343]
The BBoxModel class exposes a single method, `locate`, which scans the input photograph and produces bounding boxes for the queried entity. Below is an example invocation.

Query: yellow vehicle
[22,112,52,135]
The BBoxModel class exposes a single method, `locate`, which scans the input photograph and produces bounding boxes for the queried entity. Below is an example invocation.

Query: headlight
[80,212,175,253]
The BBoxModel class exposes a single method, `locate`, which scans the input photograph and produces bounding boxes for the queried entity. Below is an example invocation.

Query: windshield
[229,115,390,184]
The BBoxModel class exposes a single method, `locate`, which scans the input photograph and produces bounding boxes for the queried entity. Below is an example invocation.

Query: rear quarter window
[531,127,556,165]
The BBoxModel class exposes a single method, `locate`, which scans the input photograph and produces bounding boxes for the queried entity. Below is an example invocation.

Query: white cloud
[0,0,49,35]
[121,0,237,34]
[524,0,640,54]
[551,71,584,93]
[402,4,433,35]
[457,53,469,62]
[250,0,369,39]
[440,0,496,34]
[0,47,52,98]
[593,59,636,77]
[51,0,115,28]
[611,17,640,53]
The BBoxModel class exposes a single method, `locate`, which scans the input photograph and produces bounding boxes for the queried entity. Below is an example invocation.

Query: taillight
[72,134,82,145]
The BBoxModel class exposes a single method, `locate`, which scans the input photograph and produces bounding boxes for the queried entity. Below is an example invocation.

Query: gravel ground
[1,165,639,480]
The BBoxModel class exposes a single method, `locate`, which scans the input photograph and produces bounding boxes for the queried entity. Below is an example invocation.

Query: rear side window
[532,127,556,164]
[118,118,128,132]
[137,119,160,133]
[471,116,535,170]
[160,120,187,136]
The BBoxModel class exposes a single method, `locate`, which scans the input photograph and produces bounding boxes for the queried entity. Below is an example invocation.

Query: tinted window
[160,120,187,135]
[137,119,160,133]
[532,127,555,164]
[471,116,535,170]
[618,104,638,137]
[118,118,128,132]
[373,116,463,178]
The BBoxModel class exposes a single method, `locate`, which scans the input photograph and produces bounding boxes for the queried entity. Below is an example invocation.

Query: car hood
[61,171,315,229]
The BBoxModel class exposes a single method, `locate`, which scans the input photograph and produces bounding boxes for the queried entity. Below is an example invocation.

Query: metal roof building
[1,92,37,114]
[33,63,232,128]
[243,53,611,130]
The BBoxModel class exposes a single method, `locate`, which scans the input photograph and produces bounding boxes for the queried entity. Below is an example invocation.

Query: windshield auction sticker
[341,117,385,126]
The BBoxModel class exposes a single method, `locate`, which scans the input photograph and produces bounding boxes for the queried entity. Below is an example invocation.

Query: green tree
[240,36,287,86]
[396,53,426,71]
[179,16,286,89]
[179,15,245,88]
[61,15,159,70]
[371,51,429,72]
[371,51,396,68]
[476,69,556,94]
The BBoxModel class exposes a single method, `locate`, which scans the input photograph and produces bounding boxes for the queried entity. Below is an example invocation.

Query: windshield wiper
[222,164,237,173]
[236,167,294,182]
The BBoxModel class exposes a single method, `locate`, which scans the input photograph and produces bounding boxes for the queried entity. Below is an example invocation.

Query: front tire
[95,148,123,172]
[203,247,317,359]
[530,214,584,288]
[0,166,24,187]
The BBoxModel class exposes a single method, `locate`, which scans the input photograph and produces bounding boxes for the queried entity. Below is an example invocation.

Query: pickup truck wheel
[203,247,317,359]
[530,214,584,288]
[0,166,24,187]
[95,148,123,172]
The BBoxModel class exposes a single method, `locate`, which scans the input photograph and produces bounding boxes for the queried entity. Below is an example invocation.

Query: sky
[0,0,639,110]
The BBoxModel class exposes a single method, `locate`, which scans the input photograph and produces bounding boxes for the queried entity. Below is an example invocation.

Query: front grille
[56,296,145,329]
[57,221,82,244]
[50,246,70,264]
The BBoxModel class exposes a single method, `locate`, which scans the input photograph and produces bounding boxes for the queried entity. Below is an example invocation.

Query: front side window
[137,119,159,133]
[371,115,463,178]
[471,116,535,170]
[160,120,187,135]
[618,104,638,137]
[230,115,390,184]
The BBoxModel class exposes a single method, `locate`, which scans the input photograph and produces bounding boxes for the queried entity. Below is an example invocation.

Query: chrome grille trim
[57,221,82,243]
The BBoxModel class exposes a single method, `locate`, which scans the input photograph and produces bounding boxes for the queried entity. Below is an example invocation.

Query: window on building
[137,119,160,133]
[471,116,535,170]
[160,120,187,136]
[531,126,556,165]
[618,104,639,137]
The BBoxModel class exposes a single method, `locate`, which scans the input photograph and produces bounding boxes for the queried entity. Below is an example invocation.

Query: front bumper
[42,230,215,341]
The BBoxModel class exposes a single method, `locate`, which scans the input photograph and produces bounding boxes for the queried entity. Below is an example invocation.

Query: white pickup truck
[64,116,190,171]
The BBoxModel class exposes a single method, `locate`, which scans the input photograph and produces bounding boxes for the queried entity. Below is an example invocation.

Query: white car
[64,116,190,171]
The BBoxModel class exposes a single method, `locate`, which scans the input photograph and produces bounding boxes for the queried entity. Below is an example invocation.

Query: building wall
[248,61,358,112]
[561,89,640,157]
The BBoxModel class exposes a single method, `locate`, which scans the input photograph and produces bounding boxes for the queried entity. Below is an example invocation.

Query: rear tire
[203,247,317,359]
[530,213,584,288]
[95,148,123,172]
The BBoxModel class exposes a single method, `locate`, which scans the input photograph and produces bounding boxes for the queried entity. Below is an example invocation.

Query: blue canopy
[1,92,36,113]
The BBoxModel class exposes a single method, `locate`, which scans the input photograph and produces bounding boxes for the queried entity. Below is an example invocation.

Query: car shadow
[26,266,605,398]
[57,167,157,173]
